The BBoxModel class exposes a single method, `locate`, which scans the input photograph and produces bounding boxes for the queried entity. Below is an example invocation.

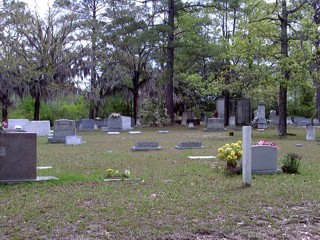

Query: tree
[7,2,81,120]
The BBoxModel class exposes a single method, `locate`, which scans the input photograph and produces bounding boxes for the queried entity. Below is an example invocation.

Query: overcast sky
[21,0,53,15]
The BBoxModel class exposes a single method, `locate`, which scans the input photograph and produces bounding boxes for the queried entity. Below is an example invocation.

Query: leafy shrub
[281,153,301,174]
[139,98,170,126]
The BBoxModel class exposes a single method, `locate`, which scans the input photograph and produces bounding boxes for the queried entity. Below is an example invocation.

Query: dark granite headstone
[175,141,204,149]
[48,119,76,143]
[0,132,37,180]
[81,119,95,130]
[131,141,162,151]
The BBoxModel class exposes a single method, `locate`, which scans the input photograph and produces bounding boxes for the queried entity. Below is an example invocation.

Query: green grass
[1,125,320,239]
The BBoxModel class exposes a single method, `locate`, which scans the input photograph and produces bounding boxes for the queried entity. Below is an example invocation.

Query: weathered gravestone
[251,145,280,174]
[0,132,58,183]
[175,141,204,149]
[131,141,162,151]
[107,115,123,132]
[65,136,83,145]
[80,119,95,130]
[0,133,36,181]
[48,119,76,143]
[306,124,315,141]
[24,121,51,136]
[294,117,312,126]
[252,101,268,129]
[204,118,225,131]
[95,119,108,129]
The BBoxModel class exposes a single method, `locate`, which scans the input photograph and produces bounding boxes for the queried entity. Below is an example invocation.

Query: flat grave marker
[175,141,204,149]
[131,141,162,151]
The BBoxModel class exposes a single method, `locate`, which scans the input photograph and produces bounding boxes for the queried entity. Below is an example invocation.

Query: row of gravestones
[0,132,279,184]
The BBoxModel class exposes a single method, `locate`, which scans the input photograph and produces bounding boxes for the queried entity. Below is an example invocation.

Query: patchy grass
[1,125,320,239]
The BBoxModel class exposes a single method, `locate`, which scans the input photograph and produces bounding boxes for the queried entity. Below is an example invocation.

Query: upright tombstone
[0,132,37,181]
[306,124,315,141]
[80,119,95,130]
[48,119,76,143]
[107,114,123,132]
[242,126,252,187]
[252,101,268,129]
[251,145,279,173]
[269,110,279,125]
[204,118,225,131]
[24,120,51,136]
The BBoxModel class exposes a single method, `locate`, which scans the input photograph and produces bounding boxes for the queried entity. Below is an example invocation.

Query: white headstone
[242,126,252,187]
[306,124,315,141]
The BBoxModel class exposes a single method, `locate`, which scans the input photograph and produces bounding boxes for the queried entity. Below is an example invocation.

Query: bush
[139,98,170,126]
[281,153,301,174]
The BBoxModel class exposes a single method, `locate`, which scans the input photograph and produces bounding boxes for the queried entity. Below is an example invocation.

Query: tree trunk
[1,103,8,122]
[224,90,229,126]
[132,71,140,125]
[34,92,41,121]
[278,0,289,136]
[166,0,175,124]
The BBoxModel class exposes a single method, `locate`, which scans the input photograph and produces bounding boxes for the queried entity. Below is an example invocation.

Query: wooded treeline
[0,0,319,136]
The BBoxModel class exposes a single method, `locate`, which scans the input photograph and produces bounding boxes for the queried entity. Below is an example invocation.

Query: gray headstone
[294,117,312,126]
[95,119,108,129]
[0,132,37,180]
[81,119,95,130]
[65,136,83,145]
[48,119,76,143]
[251,145,280,173]
[229,116,236,127]
[107,115,123,132]
[204,118,225,131]
[131,141,162,151]
[24,120,51,136]
[175,141,203,149]
[306,124,315,141]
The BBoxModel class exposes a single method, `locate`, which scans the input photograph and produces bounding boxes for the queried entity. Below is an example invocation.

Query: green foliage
[9,96,89,124]
[281,153,302,174]
[100,94,130,118]
[139,98,170,126]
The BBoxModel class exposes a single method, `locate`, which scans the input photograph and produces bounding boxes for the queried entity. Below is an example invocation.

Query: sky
[21,0,53,15]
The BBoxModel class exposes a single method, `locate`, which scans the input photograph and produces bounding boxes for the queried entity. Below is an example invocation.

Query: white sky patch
[20,0,53,15]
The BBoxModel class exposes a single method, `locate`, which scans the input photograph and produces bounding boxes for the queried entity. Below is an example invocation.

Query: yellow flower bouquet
[218,140,243,169]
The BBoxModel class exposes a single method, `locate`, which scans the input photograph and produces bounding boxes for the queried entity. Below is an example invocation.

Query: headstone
[65,136,83,145]
[229,116,236,127]
[235,99,251,125]
[294,117,312,126]
[0,132,58,183]
[306,124,315,141]
[107,115,123,132]
[251,145,280,174]
[107,132,120,135]
[181,111,195,125]
[216,98,225,118]
[204,118,225,131]
[131,141,162,151]
[121,116,133,130]
[8,119,29,130]
[252,101,268,129]
[24,121,51,136]
[95,119,108,129]
[242,126,252,187]
[80,119,95,130]
[48,119,76,143]
[129,131,141,134]
[158,130,169,134]
[0,132,36,180]
[188,122,195,129]
[269,110,279,125]
[188,156,216,160]
[175,141,204,149]
[287,117,293,125]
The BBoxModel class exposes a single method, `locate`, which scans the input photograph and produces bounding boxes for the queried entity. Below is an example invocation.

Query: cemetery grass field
[1,126,320,239]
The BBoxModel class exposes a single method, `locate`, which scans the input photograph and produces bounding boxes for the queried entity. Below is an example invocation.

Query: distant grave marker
[131,141,162,151]
[175,141,204,149]
[48,119,77,143]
